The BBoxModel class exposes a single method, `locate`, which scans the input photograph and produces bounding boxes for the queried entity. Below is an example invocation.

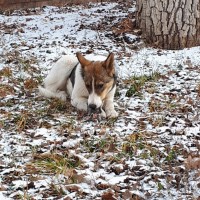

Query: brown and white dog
[38,52,118,118]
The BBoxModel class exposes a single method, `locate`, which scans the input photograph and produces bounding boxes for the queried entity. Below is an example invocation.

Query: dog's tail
[38,86,67,101]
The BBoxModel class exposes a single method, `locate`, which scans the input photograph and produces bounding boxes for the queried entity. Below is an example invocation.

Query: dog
[38,52,118,118]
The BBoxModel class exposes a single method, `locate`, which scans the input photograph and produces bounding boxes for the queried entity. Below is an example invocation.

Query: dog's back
[44,55,78,88]
[38,55,78,101]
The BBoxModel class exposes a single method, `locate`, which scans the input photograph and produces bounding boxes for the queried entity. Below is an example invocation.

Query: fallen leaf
[102,190,117,200]
[185,155,200,170]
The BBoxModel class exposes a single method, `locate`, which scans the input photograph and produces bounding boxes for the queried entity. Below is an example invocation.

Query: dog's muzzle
[88,104,101,115]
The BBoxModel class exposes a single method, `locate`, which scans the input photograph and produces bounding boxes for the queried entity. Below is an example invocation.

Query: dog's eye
[85,83,90,88]
[97,83,104,89]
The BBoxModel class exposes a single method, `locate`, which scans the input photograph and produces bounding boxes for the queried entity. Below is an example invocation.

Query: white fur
[87,78,102,108]
[103,85,118,118]
[70,63,89,111]
[39,55,78,101]
[38,54,118,118]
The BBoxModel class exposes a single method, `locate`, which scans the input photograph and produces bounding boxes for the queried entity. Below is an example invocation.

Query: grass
[0,84,14,97]
[47,183,66,197]
[0,67,13,77]
[125,72,161,97]
[149,116,166,127]
[46,98,70,113]
[83,136,114,153]
[165,150,176,162]
[12,111,37,132]
[157,182,164,190]
[30,152,82,175]
[120,132,178,167]
[122,132,146,156]
[165,146,179,164]
[18,190,32,200]
[148,97,178,114]
[2,50,40,91]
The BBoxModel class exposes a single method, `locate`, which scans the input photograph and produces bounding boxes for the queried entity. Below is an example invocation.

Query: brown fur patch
[83,61,115,99]
[99,80,114,100]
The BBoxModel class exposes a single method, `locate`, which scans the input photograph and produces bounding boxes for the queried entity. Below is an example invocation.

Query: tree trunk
[136,0,200,50]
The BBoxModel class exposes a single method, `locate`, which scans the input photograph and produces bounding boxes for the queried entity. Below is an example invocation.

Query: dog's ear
[76,52,91,67]
[104,53,115,75]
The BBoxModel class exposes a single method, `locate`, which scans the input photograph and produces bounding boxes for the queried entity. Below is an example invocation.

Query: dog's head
[76,52,116,113]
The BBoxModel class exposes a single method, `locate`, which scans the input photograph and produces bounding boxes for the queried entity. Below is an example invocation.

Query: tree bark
[136,0,200,50]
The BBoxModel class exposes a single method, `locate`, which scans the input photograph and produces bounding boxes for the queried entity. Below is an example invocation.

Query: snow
[107,175,128,185]
[62,138,81,148]
[12,180,27,189]
[0,1,200,200]
[0,193,11,200]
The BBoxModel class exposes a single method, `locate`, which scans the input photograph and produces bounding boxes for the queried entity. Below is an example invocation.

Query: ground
[0,1,200,200]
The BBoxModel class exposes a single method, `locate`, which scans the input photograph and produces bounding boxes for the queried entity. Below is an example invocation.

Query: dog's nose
[88,104,102,115]
[88,104,97,110]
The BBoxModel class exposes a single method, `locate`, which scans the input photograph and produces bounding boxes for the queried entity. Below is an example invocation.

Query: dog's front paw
[58,91,67,101]
[77,102,88,111]
[100,109,106,118]
[71,99,88,111]
[106,109,118,118]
